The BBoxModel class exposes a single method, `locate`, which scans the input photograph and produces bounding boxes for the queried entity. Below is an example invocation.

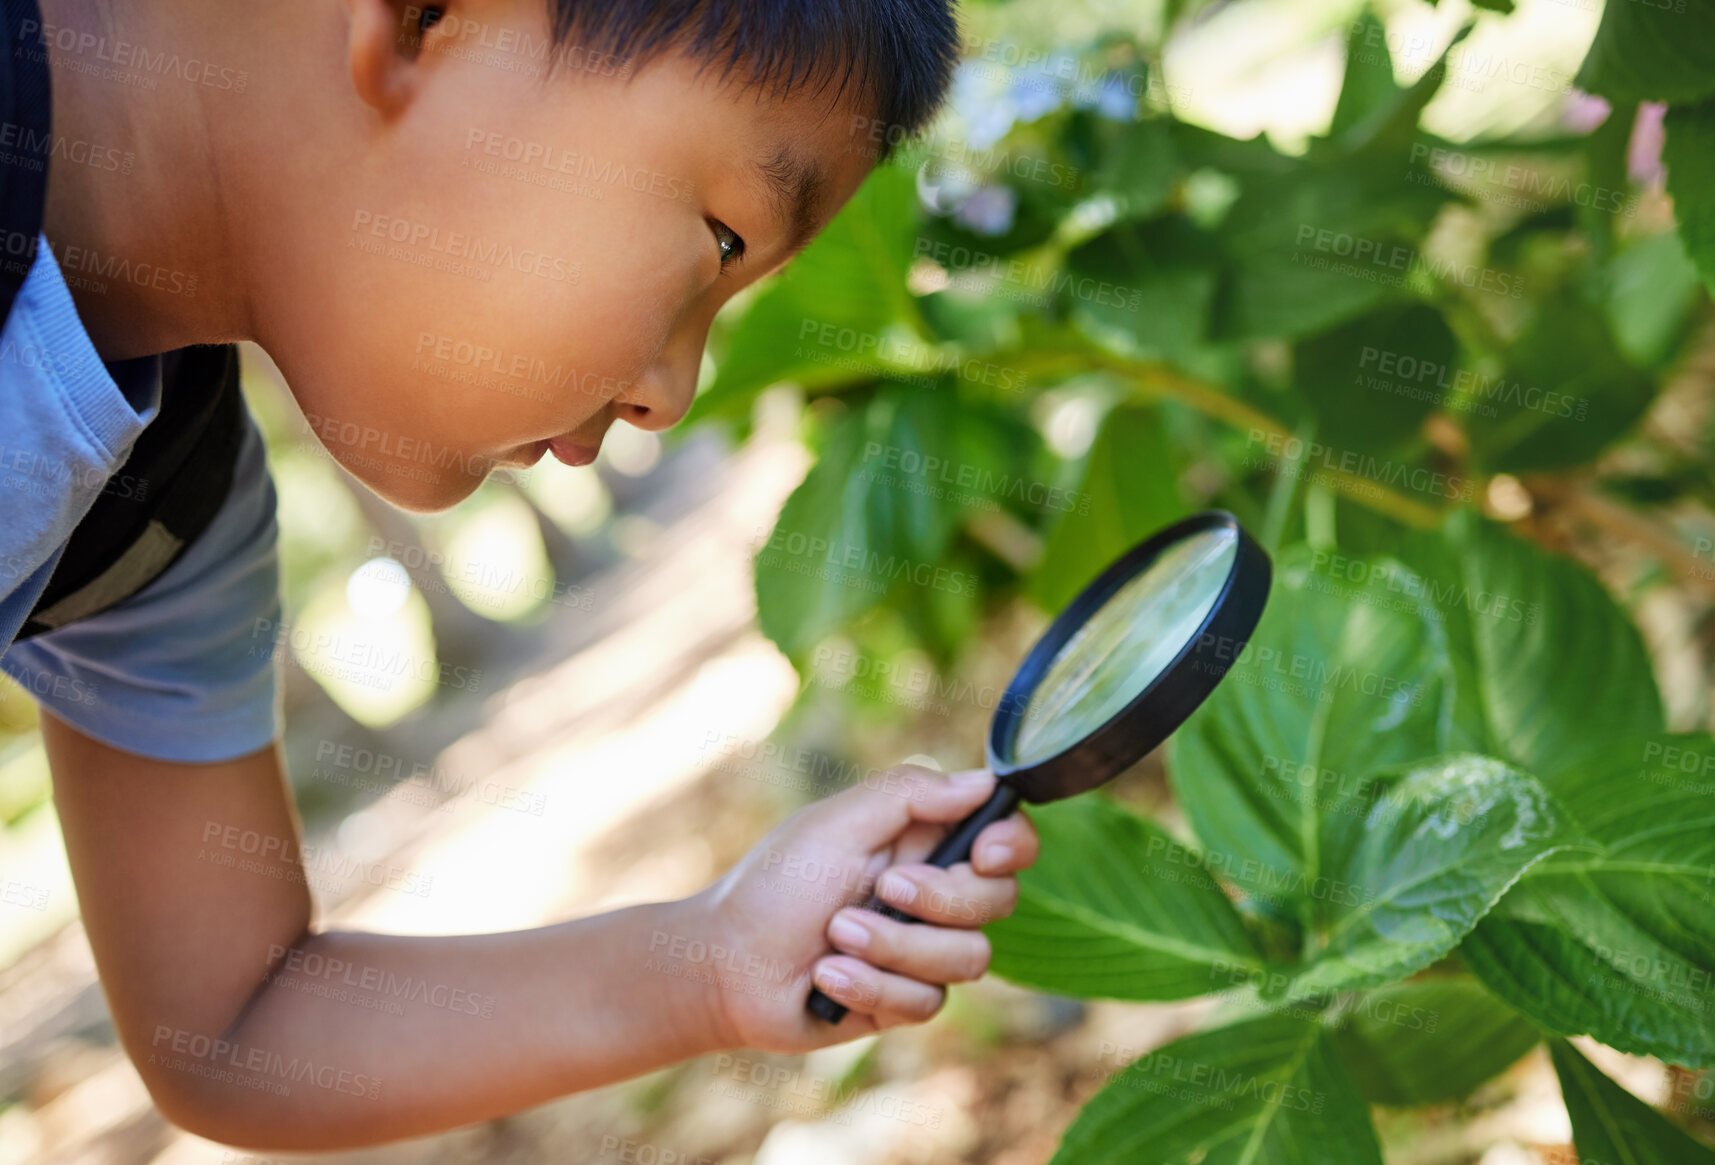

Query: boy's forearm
[151,894,731,1150]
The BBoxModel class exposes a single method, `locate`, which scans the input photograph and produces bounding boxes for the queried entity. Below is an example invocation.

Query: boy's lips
[547,437,600,467]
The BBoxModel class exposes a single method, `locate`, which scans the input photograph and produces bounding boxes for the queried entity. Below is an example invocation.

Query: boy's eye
[710,220,746,270]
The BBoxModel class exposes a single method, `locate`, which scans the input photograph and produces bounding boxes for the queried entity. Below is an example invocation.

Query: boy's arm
[43,712,725,1150]
[45,713,1037,1151]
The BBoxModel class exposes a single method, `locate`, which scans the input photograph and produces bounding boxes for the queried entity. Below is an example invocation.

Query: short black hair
[544,0,960,154]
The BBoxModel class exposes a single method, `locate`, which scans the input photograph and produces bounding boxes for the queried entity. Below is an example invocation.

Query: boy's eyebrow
[752,144,827,257]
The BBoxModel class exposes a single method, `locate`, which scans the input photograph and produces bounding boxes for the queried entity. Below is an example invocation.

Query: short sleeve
[1,406,283,762]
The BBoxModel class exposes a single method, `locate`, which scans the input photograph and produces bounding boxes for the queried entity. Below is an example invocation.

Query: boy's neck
[36,0,264,360]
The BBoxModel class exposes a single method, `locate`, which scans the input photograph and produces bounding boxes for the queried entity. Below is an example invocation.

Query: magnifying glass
[806,510,1271,1024]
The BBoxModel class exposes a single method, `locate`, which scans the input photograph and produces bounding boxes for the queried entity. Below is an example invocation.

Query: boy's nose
[614,331,703,432]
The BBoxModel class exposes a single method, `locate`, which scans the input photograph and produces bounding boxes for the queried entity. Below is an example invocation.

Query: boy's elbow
[134,1063,307,1152]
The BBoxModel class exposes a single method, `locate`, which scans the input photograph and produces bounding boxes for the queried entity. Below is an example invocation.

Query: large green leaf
[1397,512,1665,782]
[1169,548,1452,926]
[1575,1,1715,105]
[693,165,923,421]
[1051,1014,1384,1165]
[1330,978,1540,1106]
[986,797,1265,1001]
[1463,734,1715,1067]
[1665,102,1715,299]
[1292,303,1457,455]
[1607,229,1706,368]
[1270,757,1581,1001]
[1030,405,1186,613]
[1462,299,1658,473]
[754,388,968,659]
[1552,1041,1715,1163]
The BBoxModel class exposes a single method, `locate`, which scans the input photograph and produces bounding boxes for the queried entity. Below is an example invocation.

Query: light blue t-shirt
[0,233,281,763]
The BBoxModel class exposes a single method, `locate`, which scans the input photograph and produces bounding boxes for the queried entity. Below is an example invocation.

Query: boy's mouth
[545,437,600,467]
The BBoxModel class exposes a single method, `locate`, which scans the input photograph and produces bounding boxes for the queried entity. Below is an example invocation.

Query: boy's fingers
[970,811,1040,876]
[873,861,1018,927]
[810,954,946,1023]
[825,906,992,985]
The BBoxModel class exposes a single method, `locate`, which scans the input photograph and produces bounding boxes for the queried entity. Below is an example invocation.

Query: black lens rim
[986,510,1272,802]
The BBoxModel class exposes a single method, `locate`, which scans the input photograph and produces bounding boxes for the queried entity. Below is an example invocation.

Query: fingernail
[828,913,870,951]
[816,965,852,994]
[982,842,1013,870]
[952,769,990,786]
[878,872,917,905]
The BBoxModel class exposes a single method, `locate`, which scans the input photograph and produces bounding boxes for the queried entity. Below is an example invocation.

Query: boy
[0,0,1041,1149]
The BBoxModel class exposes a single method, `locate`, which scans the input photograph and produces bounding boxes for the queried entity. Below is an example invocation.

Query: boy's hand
[686,765,1039,1053]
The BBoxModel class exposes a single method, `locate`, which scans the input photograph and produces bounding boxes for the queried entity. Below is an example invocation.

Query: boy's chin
[334,454,487,513]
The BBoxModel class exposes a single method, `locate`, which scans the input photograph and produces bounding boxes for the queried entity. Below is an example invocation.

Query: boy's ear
[346,0,441,116]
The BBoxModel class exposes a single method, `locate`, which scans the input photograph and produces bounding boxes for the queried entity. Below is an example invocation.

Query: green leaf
[1272,756,1580,1001]
[1575,2,1715,105]
[1462,298,1658,473]
[1066,215,1222,360]
[1030,405,1185,613]
[754,389,969,659]
[1169,547,1453,925]
[986,797,1265,1001]
[1397,512,1665,782]
[1331,10,1400,143]
[1552,1040,1715,1163]
[1665,102,1715,298]
[1607,229,1706,368]
[693,165,922,421]
[1292,303,1457,454]
[1463,734,1715,1067]
[1051,1014,1384,1165]
[1095,116,1181,221]
[1330,978,1540,1106]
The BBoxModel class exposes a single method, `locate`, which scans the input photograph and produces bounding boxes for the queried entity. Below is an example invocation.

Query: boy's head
[255,0,958,510]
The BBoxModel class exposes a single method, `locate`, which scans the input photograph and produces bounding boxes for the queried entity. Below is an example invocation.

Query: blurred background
[5,0,1715,1160]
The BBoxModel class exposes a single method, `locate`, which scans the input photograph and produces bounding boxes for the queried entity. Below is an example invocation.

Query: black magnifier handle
[806,781,1023,1024]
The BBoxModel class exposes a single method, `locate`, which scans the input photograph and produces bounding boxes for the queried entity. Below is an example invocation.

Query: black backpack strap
[17,344,247,639]
[1,0,50,318]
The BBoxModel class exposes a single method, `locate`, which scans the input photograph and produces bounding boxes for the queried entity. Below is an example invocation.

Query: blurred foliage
[693,0,1715,1159]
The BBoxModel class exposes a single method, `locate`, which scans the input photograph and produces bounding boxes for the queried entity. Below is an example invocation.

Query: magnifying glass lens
[1011,526,1239,766]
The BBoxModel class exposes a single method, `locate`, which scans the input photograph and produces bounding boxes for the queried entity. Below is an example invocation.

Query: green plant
[696,0,1715,1157]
